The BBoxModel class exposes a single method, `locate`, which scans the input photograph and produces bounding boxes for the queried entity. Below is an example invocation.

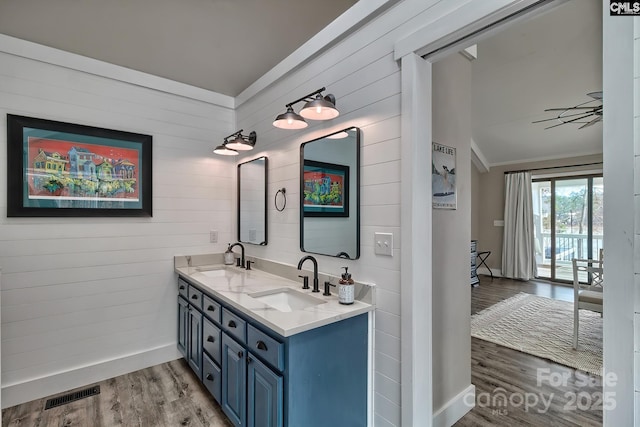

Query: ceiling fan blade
[578,115,602,129]
[544,107,599,111]
[544,112,595,129]
[532,110,599,124]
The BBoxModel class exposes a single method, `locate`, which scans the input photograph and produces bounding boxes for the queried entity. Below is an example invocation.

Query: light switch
[374,232,393,256]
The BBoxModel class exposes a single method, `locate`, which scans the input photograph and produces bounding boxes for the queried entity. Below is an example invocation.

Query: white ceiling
[0,0,357,96]
[470,0,602,166]
[0,0,602,166]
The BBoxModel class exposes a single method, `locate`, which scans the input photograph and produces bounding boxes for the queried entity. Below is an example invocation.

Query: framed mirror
[238,156,268,245]
[300,127,360,259]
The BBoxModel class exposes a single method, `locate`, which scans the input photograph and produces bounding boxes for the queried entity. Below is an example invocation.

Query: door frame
[395,1,632,426]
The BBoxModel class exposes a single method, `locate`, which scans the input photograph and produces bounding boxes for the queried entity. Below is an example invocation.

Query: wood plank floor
[2,276,603,427]
[2,359,233,427]
[455,276,602,426]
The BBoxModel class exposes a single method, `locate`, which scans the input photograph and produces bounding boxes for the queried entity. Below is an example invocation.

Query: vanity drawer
[202,294,221,324]
[222,308,246,344]
[203,317,222,364]
[247,324,284,372]
[188,286,203,309]
[202,353,221,404]
[178,278,189,299]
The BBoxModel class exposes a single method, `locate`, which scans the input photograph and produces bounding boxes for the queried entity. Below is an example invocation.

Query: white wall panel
[235,4,408,423]
[234,1,484,424]
[0,48,234,406]
[635,15,640,399]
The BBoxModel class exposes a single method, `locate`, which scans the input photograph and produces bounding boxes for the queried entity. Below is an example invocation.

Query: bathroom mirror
[238,156,268,245]
[300,127,360,259]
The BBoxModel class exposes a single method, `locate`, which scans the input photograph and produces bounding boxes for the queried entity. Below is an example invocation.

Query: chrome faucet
[297,255,319,293]
[186,256,192,267]
[229,242,245,268]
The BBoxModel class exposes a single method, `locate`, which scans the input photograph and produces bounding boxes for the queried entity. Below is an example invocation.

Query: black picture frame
[7,114,152,217]
[302,159,349,217]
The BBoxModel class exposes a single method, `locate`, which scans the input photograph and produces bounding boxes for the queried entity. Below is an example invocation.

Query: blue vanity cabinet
[222,333,247,427]
[177,296,188,359]
[177,276,368,427]
[177,281,203,381]
[187,302,203,380]
[203,352,222,404]
[247,355,283,427]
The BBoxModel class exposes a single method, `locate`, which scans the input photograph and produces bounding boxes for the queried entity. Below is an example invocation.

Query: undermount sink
[196,266,227,278]
[249,288,326,312]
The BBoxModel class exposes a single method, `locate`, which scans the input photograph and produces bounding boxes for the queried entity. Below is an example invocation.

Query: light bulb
[316,106,322,114]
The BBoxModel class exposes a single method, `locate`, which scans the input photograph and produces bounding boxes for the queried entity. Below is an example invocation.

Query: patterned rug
[471,293,602,375]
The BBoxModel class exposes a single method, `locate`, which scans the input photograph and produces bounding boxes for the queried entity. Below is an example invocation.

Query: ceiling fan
[533,91,602,130]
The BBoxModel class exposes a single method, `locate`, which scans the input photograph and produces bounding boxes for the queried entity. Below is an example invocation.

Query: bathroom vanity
[174,255,374,427]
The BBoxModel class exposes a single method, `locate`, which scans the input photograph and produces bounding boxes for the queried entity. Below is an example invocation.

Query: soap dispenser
[338,267,355,305]
[224,244,235,265]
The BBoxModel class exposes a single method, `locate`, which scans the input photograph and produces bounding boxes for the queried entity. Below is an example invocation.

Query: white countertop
[175,264,373,337]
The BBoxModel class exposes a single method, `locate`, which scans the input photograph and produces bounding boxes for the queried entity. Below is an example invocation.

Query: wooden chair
[572,258,603,349]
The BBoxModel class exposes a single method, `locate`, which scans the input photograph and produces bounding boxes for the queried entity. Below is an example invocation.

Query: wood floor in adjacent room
[2,359,232,427]
[455,276,603,427]
[2,276,603,427]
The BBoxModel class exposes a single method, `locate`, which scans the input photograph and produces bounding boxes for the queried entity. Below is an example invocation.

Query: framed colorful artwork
[302,159,349,217]
[6,114,152,217]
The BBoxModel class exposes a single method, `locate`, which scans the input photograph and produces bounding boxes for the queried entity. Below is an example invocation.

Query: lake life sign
[432,142,457,209]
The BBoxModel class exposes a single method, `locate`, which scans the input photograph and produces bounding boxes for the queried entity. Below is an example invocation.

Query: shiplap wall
[634,14,640,423]
[235,1,475,425]
[0,51,235,407]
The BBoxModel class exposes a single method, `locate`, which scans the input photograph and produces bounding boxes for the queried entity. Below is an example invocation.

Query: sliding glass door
[531,175,603,282]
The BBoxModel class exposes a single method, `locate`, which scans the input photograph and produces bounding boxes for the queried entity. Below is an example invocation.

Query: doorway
[398,0,633,425]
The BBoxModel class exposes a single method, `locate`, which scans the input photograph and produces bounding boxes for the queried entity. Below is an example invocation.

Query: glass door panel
[532,175,602,283]
[532,180,551,279]
[554,178,588,281]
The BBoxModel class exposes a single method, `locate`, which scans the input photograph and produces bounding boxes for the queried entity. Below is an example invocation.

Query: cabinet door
[203,352,222,404]
[187,307,202,380]
[177,297,188,359]
[222,333,247,427]
[248,355,283,427]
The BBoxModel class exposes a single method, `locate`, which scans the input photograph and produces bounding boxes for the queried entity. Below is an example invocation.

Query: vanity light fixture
[214,130,257,156]
[213,143,238,156]
[225,130,257,151]
[273,87,339,130]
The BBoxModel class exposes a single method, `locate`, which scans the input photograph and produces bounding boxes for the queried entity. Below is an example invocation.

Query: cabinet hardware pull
[207,305,215,311]
[191,294,198,300]
[256,341,268,351]
[247,356,253,364]
[206,374,213,381]
[237,350,243,359]
[228,320,237,328]
[179,285,185,290]
[207,336,215,343]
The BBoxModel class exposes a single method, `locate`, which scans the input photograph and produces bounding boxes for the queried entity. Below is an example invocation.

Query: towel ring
[275,188,286,212]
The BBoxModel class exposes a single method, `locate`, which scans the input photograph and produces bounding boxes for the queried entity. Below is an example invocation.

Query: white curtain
[502,171,537,280]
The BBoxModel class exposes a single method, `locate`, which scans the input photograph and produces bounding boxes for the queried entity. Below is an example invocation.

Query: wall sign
[432,142,457,209]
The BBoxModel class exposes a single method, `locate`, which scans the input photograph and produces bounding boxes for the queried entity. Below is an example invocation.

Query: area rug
[471,293,602,375]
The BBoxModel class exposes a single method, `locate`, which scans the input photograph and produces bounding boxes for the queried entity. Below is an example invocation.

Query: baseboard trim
[432,384,475,427]
[2,344,181,409]
[477,267,502,278]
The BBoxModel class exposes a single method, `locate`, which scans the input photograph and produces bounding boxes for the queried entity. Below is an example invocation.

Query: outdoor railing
[539,232,603,263]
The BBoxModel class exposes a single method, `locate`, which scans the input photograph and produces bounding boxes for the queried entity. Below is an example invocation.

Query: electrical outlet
[210,230,218,243]
[374,232,393,256]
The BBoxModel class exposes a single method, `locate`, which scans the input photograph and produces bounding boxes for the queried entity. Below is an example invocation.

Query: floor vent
[44,385,100,410]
